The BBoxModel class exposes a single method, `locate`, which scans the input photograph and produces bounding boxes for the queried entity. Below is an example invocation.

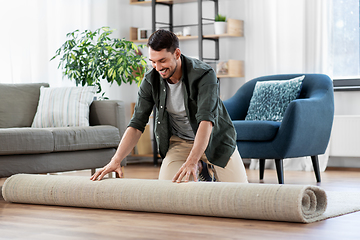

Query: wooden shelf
[178,35,198,40]
[178,33,243,39]
[130,0,148,5]
[131,33,242,43]
[130,19,244,42]
[132,39,148,43]
[130,0,197,6]
[217,60,244,78]
[204,33,244,38]
[217,74,243,78]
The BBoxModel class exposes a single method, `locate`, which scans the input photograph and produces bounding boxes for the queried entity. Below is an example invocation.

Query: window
[332,0,359,78]
[332,0,360,88]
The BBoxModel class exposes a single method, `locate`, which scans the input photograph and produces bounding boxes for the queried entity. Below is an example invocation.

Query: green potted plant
[51,27,148,98]
[214,14,227,35]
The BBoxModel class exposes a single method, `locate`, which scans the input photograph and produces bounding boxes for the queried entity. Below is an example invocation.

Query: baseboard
[328,156,360,168]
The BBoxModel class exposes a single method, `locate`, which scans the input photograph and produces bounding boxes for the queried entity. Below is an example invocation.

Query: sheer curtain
[0,0,93,86]
[245,0,332,171]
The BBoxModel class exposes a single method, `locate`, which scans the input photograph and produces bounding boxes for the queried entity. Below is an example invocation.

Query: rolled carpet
[2,174,327,223]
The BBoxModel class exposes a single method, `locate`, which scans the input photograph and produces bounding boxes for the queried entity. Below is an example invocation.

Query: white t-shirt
[166,79,195,140]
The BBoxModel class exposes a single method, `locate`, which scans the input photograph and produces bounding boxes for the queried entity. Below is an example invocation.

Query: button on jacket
[128,54,236,168]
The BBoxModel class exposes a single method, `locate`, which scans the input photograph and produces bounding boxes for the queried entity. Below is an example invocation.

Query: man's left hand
[172,161,199,183]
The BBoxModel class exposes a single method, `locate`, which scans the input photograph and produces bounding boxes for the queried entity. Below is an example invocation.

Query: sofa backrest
[0,83,49,128]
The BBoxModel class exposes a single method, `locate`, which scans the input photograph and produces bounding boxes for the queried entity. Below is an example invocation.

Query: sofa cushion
[0,126,120,155]
[0,83,49,128]
[233,120,281,141]
[0,128,54,155]
[51,126,120,152]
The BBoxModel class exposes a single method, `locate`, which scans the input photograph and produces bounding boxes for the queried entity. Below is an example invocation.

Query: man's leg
[158,136,194,181]
[210,147,248,183]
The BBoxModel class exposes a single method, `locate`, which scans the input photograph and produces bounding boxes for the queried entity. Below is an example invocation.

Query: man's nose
[154,63,162,71]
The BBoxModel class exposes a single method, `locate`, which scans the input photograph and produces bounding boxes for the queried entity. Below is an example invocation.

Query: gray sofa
[0,83,126,178]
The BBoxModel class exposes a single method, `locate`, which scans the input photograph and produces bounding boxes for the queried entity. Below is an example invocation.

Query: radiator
[330,115,360,157]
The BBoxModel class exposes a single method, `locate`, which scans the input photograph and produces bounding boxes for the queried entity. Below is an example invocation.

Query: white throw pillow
[31,86,97,128]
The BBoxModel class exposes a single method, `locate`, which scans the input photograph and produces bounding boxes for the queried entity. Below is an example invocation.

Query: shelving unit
[130,32,243,43]
[129,0,245,165]
[129,0,244,63]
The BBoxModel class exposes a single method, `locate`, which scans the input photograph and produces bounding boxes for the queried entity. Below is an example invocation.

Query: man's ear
[174,48,181,59]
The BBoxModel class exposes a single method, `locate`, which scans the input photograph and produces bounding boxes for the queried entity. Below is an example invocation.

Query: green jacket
[128,54,236,168]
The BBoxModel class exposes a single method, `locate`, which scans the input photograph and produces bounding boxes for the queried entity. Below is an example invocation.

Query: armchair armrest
[274,89,334,157]
[89,100,126,139]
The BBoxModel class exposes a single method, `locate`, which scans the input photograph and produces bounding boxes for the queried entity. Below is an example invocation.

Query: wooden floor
[1,163,360,240]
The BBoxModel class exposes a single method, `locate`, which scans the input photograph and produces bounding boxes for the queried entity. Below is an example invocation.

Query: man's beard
[164,61,177,80]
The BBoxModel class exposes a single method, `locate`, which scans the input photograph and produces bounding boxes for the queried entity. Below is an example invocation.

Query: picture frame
[137,28,151,40]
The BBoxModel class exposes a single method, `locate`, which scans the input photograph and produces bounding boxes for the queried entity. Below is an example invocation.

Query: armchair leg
[311,155,321,183]
[259,159,265,180]
[275,159,284,184]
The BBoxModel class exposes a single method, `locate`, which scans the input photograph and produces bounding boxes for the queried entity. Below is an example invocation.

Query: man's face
[149,47,179,79]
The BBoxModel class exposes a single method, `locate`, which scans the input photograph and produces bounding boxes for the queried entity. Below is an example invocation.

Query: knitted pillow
[245,75,305,122]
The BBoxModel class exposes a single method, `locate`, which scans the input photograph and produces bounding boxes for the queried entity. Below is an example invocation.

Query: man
[91,29,247,183]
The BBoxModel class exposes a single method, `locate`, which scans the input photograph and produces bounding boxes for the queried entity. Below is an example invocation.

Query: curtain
[0,0,96,87]
[245,0,332,171]
[245,0,332,80]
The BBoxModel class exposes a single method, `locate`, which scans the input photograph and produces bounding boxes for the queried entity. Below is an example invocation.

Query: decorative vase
[214,22,227,35]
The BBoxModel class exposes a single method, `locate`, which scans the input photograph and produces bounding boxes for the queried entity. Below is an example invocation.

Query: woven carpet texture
[2,174,330,223]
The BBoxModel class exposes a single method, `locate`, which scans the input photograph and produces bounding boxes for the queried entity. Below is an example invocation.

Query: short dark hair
[147,29,179,53]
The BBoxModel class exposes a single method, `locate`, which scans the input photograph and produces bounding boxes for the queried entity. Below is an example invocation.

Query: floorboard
[1,163,360,240]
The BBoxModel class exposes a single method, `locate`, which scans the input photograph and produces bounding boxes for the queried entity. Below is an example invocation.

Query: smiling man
[91,29,248,183]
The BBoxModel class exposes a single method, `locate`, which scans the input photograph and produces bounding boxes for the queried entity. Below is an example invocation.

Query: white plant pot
[214,22,227,35]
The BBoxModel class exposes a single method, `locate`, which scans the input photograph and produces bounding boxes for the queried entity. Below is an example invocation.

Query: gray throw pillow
[245,75,305,122]
[0,83,49,128]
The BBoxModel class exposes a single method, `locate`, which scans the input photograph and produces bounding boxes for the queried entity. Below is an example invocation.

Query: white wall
[334,91,360,116]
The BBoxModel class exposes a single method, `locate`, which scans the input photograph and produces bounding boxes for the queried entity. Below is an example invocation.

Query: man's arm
[172,120,213,183]
[90,126,142,181]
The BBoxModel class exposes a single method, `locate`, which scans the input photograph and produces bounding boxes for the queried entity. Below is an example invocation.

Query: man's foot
[197,160,216,182]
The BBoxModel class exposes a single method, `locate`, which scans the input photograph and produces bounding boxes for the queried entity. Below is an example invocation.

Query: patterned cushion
[31,86,97,128]
[245,75,305,122]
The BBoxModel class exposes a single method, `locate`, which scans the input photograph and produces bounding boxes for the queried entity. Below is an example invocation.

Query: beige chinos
[158,136,248,183]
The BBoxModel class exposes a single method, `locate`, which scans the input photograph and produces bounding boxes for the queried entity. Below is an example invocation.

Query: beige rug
[2,174,359,223]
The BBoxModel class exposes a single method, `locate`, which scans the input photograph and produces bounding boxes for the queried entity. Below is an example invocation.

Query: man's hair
[147,29,179,53]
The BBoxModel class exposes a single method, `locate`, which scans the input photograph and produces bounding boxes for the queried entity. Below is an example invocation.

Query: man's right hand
[90,159,123,181]
[90,127,142,181]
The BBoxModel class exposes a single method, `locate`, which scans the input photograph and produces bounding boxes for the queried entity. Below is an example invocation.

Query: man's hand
[90,127,142,181]
[90,159,123,181]
[172,161,199,183]
[172,121,213,183]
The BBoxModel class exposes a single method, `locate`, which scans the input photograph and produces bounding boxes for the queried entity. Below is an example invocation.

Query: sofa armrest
[89,100,126,139]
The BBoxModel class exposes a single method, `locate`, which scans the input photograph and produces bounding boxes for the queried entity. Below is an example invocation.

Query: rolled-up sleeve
[195,70,219,125]
[128,79,154,133]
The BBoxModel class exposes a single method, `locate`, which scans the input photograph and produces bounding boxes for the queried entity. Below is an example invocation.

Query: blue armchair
[223,74,334,184]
